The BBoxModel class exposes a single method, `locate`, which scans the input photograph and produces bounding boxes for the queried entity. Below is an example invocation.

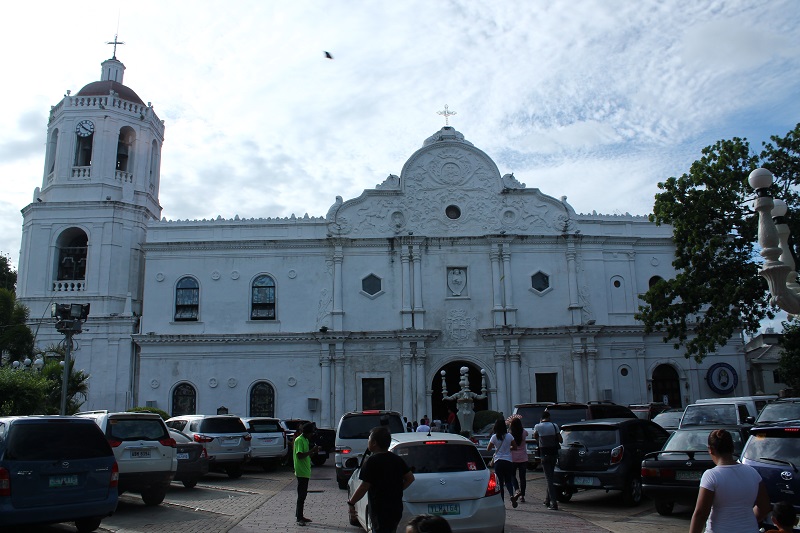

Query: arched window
[56,228,88,281]
[250,382,275,417]
[251,275,276,320]
[175,276,199,321]
[172,383,197,416]
[74,125,93,167]
[116,126,136,173]
[149,139,160,192]
[46,128,59,176]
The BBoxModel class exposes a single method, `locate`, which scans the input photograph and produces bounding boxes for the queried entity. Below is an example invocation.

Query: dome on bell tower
[75,57,144,104]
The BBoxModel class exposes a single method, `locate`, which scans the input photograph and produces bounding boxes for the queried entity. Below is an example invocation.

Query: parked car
[469,423,497,463]
[629,403,673,421]
[679,402,754,429]
[168,428,209,488]
[165,414,251,478]
[347,433,505,533]
[76,410,176,506]
[641,425,750,515]
[512,402,554,467]
[545,401,637,426]
[335,410,406,489]
[241,417,288,470]
[695,395,776,419]
[281,419,336,466]
[553,418,669,505]
[651,408,685,432]
[741,423,800,517]
[0,416,119,532]
[755,398,800,425]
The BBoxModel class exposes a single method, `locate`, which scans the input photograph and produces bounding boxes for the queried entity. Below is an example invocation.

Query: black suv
[553,418,669,505]
[755,398,800,425]
[741,423,800,518]
[545,401,637,426]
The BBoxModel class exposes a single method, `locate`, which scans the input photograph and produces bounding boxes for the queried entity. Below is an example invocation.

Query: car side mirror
[745,416,755,424]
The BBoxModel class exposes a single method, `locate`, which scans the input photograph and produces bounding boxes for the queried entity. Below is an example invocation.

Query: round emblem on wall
[227,378,238,388]
[211,271,221,280]
[231,270,240,280]
[288,377,297,387]
[209,378,218,388]
[155,273,165,282]
[288,269,297,279]
[705,363,738,395]
[150,379,159,389]
[650,257,660,266]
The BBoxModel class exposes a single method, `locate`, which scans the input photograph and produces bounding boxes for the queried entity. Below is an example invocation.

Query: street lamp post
[749,168,800,315]
[51,303,90,415]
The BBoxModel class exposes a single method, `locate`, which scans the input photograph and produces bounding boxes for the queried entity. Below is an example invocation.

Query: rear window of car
[757,403,800,424]
[547,407,588,426]
[665,429,744,454]
[247,420,282,432]
[562,426,619,447]
[514,406,548,428]
[169,429,192,443]
[592,405,636,419]
[394,442,486,473]
[108,418,168,441]
[7,422,112,460]
[681,404,737,426]
[744,429,800,465]
[339,415,405,439]
[653,411,683,427]
[200,417,247,433]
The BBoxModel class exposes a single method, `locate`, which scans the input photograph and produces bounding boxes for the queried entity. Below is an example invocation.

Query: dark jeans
[541,454,557,505]
[370,511,400,533]
[512,461,527,496]
[493,459,516,500]
[295,476,309,519]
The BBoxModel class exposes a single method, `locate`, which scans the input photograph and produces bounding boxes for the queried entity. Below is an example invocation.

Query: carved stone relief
[444,309,475,346]
[447,268,467,297]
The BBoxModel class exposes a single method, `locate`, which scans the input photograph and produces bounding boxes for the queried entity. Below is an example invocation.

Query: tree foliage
[778,320,800,391]
[636,123,800,361]
[0,288,34,361]
[0,253,15,292]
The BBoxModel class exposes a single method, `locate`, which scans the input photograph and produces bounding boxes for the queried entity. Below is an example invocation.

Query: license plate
[131,450,151,458]
[574,476,596,486]
[428,503,460,515]
[676,470,703,481]
[177,452,189,460]
[260,437,276,443]
[223,438,238,445]
[49,474,78,487]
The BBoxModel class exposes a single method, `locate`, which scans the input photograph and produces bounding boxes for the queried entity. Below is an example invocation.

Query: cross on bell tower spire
[437,104,457,126]
[106,34,125,60]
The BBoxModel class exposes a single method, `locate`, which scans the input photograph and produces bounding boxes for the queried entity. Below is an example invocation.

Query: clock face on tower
[75,120,94,137]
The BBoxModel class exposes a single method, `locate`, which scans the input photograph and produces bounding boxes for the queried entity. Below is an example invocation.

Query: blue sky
[1,1,799,311]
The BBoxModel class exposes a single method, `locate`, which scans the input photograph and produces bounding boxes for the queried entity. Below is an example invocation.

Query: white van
[679,402,755,429]
[695,395,777,419]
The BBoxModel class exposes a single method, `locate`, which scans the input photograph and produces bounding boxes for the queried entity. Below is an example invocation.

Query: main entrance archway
[430,361,488,428]
[652,364,681,408]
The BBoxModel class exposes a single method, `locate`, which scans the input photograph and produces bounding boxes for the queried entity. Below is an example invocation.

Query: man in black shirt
[347,426,415,533]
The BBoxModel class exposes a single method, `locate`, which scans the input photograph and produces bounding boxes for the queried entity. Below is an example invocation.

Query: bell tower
[17,52,164,411]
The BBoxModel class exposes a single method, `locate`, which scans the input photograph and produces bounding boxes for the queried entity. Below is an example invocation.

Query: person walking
[487,418,519,507]
[293,423,321,526]
[533,411,562,510]
[689,429,771,533]
[348,426,415,533]
[508,416,529,502]
[416,419,431,433]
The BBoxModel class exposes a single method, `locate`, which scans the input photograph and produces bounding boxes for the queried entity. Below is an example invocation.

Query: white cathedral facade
[16,55,749,427]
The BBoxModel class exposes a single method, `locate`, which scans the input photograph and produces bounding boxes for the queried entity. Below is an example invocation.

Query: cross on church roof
[437,104,457,126]
[106,34,125,60]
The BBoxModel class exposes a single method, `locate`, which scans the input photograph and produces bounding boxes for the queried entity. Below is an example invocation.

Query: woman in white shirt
[487,418,520,507]
[689,429,771,533]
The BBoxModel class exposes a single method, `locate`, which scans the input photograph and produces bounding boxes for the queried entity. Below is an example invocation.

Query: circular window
[445,205,461,220]
[620,367,629,377]
[613,280,621,288]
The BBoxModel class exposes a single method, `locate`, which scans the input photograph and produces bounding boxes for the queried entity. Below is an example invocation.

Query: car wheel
[622,476,643,506]
[182,479,198,489]
[75,517,102,532]
[311,455,327,466]
[555,488,573,503]
[226,464,243,479]
[141,486,167,506]
[654,500,674,516]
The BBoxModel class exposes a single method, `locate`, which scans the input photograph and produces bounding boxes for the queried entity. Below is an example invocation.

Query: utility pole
[52,303,89,415]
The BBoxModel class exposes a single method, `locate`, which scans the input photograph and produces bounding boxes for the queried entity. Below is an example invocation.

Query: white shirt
[489,433,514,462]
[416,424,431,432]
[699,463,762,533]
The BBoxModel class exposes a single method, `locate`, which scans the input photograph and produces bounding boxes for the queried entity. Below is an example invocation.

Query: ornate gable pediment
[326,127,574,238]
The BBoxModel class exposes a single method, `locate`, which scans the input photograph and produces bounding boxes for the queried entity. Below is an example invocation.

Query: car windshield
[109,418,168,441]
[681,405,737,426]
[169,429,192,443]
[248,420,282,432]
[200,418,246,433]
[757,403,800,424]
[665,429,744,454]
[562,427,618,447]
[7,422,112,460]
[339,415,405,439]
[515,406,547,428]
[547,408,587,426]
[394,442,486,473]
[744,430,800,465]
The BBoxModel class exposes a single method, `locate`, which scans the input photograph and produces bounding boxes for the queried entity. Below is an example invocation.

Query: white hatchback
[347,433,505,533]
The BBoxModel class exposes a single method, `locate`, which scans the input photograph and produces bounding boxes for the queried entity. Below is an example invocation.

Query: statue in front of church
[441,366,487,436]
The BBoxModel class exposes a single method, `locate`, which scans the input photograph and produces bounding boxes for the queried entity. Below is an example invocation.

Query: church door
[652,364,681,408]
[430,361,488,428]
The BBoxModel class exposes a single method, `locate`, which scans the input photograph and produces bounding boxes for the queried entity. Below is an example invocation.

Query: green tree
[636,123,800,361]
[36,345,90,414]
[0,366,48,415]
[778,320,800,391]
[0,253,15,292]
[0,288,34,362]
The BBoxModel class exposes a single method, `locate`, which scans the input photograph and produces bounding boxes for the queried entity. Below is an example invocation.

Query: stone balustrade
[53,280,86,292]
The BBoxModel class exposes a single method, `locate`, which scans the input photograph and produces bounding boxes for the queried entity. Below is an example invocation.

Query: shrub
[128,406,170,420]
[473,409,504,432]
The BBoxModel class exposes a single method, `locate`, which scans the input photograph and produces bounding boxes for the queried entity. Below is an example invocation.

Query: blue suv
[0,416,119,532]
[741,423,800,518]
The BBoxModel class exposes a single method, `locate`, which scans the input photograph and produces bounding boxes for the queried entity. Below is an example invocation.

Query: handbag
[488,454,496,467]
